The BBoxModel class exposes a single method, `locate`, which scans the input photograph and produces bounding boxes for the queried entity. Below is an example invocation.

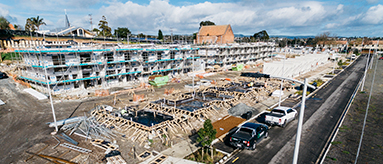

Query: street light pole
[44,63,58,134]
[278,45,286,107]
[361,47,371,91]
[369,40,379,69]
[292,78,307,164]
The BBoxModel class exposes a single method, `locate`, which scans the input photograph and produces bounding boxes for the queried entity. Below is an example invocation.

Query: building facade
[15,42,274,95]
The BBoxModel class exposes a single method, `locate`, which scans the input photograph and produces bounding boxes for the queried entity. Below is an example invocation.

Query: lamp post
[278,45,286,107]
[292,78,307,164]
[361,47,371,92]
[44,62,58,134]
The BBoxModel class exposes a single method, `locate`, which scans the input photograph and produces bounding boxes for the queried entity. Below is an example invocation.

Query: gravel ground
[324,57,383,163]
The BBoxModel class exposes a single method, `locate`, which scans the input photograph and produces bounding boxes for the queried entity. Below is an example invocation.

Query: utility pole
[127,34,130,45]
[89,14,92,31]
[292,78,307,164]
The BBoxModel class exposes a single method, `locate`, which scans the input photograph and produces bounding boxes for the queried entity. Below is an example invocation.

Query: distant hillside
[270,35,315,39]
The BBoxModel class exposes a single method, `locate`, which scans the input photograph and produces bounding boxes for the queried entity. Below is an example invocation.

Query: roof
[242,122,264,130]
[8,24,15,30]
[273,106,291,111]
[212,115,245,138]
[198,25,230,36]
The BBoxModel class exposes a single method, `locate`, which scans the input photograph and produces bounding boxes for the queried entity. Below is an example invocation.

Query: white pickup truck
[265,106,297,127]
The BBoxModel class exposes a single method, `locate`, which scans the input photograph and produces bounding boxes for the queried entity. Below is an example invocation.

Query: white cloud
[0,4,10,16]
[94,0,346,35]
[3,0,382,36]
[362,4,383,24]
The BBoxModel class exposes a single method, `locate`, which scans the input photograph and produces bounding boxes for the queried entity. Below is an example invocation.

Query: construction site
[0,36,343,164]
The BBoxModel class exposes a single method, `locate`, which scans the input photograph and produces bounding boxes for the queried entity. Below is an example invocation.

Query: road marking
[232,157,239,163]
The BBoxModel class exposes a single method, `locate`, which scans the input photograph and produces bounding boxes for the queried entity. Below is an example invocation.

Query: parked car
[351,54,356,60]
[265,106,297,127]
[0,71,6,79]
[229,122,268,150]
[379,57,383,60]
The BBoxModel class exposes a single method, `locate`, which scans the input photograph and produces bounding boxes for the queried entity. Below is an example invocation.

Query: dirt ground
[325,58,383,163]
[0,67,248,164]
[0,60,335,164]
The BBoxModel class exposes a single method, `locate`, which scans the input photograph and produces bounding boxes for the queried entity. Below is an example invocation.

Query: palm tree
[31,16,46,31]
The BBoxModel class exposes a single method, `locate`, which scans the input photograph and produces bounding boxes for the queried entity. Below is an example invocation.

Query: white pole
[278,47,286,107]
[44,63,58,133]
[369,40,378,69]
[361,47,371,91]
[192,50,195,99]
[292,78,307,164]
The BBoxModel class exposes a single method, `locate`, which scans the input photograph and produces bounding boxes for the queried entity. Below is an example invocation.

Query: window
[287,109,293,113]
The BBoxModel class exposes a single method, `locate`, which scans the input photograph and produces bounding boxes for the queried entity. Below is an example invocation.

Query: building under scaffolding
[13,42,274,95]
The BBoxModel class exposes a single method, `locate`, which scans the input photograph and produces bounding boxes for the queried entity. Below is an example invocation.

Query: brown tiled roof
[198,25,230,36]
[8,24,15,30]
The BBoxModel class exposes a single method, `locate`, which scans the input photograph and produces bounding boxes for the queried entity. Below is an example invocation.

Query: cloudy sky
[0,0,382,37]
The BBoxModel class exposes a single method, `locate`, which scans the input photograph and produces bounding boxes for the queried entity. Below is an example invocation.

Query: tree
[25,18,36,32]
[192,32,197,40]
[253,30,269,41]
[0,16,10,30]
[98,16,112,37]
[30,16,46,31]
[114,27,131,38]
[199,21,215,28]
[137,33,145,38]
[13,24,22,30]
[196,119,216,160]
[314,32,331,46]
[157,29,163,40]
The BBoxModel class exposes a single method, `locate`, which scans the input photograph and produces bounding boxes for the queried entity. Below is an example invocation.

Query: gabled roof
[198,25,231,36]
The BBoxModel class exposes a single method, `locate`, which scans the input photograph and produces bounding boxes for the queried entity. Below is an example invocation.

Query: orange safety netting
[133,94,145,102]
[164,88,174,95]
[170,78,180,83]
[196,74,204,79]
[9,73,31,88]
[95,89,110,96]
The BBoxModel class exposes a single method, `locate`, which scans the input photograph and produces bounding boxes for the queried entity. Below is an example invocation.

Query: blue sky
[1,0,382,37]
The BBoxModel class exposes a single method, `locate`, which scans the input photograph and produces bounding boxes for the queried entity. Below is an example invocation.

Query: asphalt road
[216,55,367,164]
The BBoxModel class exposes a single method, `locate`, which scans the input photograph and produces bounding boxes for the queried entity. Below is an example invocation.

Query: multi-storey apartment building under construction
[14,41,274,95]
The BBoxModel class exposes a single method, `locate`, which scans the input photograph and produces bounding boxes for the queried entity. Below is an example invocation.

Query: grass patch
[342,150,350,154]
[0,52,22,61]
[326,156,337,161]
[185,147,224,164]
[339,126,351,132]
[295,90,311,96]
[331,141,342,145]
[310,78,324,87]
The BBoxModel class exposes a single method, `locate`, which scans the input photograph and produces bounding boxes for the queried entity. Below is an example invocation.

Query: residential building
[197,25,234,44]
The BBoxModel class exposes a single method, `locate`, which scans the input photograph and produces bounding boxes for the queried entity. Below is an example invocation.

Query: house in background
[197,24,234,44]
[53,26,96,38]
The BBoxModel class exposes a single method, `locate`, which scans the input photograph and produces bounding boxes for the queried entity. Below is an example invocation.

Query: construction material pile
[61,114,117,141]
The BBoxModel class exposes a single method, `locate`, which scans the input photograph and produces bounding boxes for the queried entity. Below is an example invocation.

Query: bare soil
[324,60,383,163]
